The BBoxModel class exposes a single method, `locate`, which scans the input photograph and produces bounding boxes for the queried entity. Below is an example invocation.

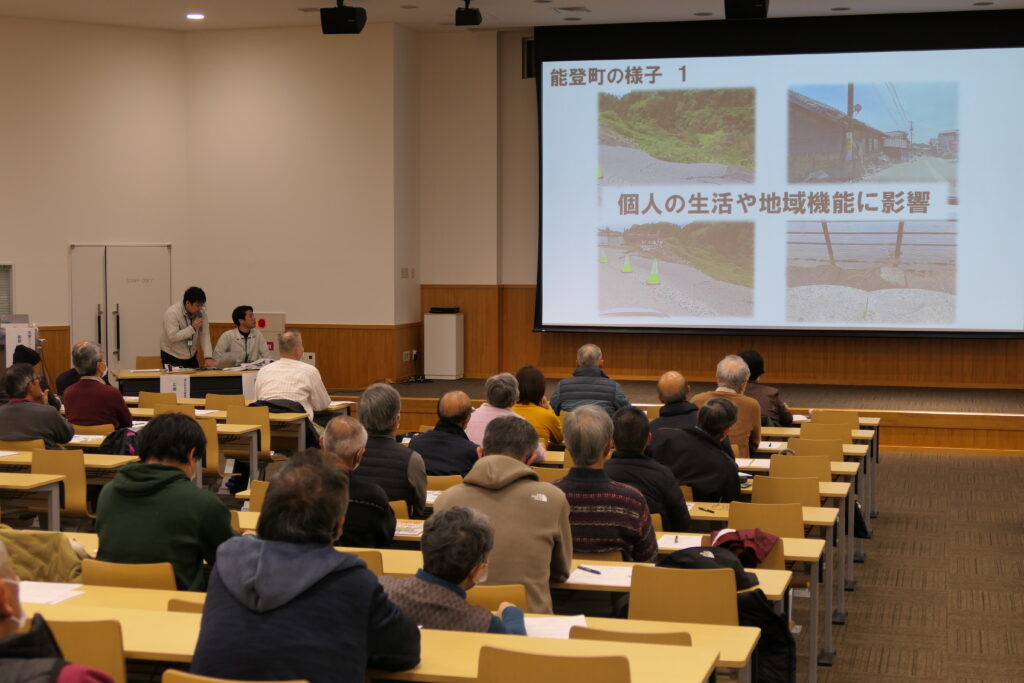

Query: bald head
[438,391,473,427]
[657,371,689,405]
[322,416,368,470]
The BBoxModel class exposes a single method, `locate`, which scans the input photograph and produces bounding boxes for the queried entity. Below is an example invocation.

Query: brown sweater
[691,389,762,459]
[433,455,572,613]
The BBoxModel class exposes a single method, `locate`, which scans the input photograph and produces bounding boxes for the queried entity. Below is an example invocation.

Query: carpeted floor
[796,451,1024,682]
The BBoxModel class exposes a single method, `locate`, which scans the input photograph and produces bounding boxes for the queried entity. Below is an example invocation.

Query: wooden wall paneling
[421,285,500,378]
[37,325,70,388]
[394,323,423,382]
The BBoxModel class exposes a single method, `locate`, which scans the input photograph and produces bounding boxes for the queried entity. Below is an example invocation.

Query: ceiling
[0,0,1018,33]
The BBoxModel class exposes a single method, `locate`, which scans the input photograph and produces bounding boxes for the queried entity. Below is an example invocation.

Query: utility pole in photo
[844,83,855,177]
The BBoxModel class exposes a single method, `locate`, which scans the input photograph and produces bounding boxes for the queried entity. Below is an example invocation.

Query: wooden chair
[752,475,820,508]
[72,423,115,437]
[569,625,692,647]
[154,404,196,417]
[31,449,94,525]
[204,393,246,410]
[731,443,740,458]
[137,391,178,409]
[629,565,738,625]
[728,500,804,570]
[649,513,663,532]
[799,422,852,442]
[248,479,270,512]
[197,418,239,488]
[230,509,241,533]
[476,646,630,683]
[351,549,384,575]
[769,454,832,482]
[809,410,860,428]
[81,558,176,590]
[163,672,307,683]
[785,437,844,462]
[573,550,623,562]
[679,484,694,502]
[417,424,434,433]
[427,474,462,491]
[47,619,127,683]
[0,438,45,451]
[466,584,529,611]
[389,499,409,519]
[167,598,205,613]
[225,405,273,461]
[134,355,163,369]
[531,466,565,483]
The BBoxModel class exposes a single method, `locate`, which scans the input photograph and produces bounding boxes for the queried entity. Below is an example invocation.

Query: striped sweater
[553,468,658,563]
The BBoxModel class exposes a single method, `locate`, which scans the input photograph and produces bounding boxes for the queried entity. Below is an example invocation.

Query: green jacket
[96,462,237,591]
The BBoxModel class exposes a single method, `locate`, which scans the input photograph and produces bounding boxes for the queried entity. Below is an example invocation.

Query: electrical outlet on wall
[402,350,411,362]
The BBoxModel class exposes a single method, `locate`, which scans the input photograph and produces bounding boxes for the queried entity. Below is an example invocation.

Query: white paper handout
[759,441,786,450]
[524,614,588,639]
[567,565,633,588]
[657,535,706,551]
[19,581,84,605]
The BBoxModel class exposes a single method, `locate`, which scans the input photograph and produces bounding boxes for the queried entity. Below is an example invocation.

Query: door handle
[113,304,121,361]
[96,303,103,343]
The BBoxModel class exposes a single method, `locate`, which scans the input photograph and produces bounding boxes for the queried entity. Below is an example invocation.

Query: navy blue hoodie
[191,535,420,683]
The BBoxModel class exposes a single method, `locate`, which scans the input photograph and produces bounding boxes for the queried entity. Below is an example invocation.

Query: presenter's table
[113,369,256,398]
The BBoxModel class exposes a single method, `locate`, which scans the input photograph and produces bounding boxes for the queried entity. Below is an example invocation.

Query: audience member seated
[0,364,73,449]
[604,407,691,532]
[321,416,396,548]
[254,330,331,420]
[435,417,571,613]
[213,305,271,367]
[0,540,114,683]
[380,506,526,634]
[650,398,742,503]
[351,383,427,517]
[56,341,104,396]
[553,405,657,562]
[466,373,545,462]
[738,349,793,427]
[649,370,698,431]
[511,365,563,448]
[690,355,762,458]
[549,344,630,417]
[62,343,131,429]
[191,451,420,682]
[409,391,479,476]
[5,346,61,410]
[96,413,237,590]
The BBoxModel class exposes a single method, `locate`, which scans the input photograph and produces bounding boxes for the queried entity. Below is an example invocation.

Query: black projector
[321,5,367,34]
[455,7,482,26]
[725,0,768,20]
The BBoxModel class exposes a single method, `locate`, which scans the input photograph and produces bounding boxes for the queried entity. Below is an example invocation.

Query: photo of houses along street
[598,89,755,186]
[598,221,754,318]
[786,219,957,324]
[788,82,958,200]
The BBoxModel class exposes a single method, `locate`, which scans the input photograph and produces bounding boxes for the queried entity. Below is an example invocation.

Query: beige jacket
[434,455,572,613]
[691,389,762,459]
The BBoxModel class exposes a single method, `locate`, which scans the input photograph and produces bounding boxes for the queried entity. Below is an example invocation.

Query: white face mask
[11,609,27,630]
[475,563,489,585]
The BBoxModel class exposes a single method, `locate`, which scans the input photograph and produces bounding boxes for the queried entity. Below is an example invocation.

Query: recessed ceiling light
[831,6,850,10]
[399,4,418,8]
[694,11,713,16]
[185,12,205,20]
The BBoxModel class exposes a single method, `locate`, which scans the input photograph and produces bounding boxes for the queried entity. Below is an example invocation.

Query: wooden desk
[0,473,64,531]
[736,458,860,478]
[130,408,312,451]
[0,452,136,470]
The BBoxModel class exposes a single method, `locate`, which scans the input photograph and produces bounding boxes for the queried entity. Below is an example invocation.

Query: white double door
[69,245,171,371]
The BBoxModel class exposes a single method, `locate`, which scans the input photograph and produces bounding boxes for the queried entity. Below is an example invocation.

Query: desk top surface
[0,472,65,489]
[0,452,137,469]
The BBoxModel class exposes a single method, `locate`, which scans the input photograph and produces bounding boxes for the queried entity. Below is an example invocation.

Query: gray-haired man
[690,354,762,459]
[549,344,631,417]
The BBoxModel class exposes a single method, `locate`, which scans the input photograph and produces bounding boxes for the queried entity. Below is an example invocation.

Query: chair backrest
[752,475,820,508]
[569,625,692,647]
[134,355,163,369]
[629,565,738,625]
[730,443,740,458]
[799,422,852,442]
[573,550,623,562]
[531,466,565,483]
[476,646,630,683]
[466,584,529,611]
[679,484,694,502]
[163,672,308,683]
[138,391,178,409]
[389,499,409,519]
[154,404,196,417]
[728,501,805,539]
[427,474,463,491]
[809,410,860,428]
[226,405,272,456]
[204,393,246,410]
[230,509,241,533]
[786,437,844,462]
[649,513,663,532]
[769,453,832,482]
[351,549,384,575]
[31,449,91,518]
[167,598,204,613]
[417,425,434,433]
[248,479,270,512]
[197,418,225,478]
[0,438,45,451]
[72,423,115,437]
[47,619,127,683]
[82,558,177,590]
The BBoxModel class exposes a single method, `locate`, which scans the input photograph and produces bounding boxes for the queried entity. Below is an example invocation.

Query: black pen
[698,506,715,513]
[578,565,602,575]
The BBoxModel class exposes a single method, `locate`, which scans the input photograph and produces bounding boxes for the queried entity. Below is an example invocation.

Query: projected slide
[540,48,1024,333]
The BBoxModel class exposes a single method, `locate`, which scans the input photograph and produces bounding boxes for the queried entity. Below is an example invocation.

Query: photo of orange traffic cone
[622,253,632,273]
[647,259,661,284]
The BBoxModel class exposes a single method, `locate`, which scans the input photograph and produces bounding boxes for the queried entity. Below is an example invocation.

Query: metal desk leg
[870,429,880,518]
[818,524,836,667]
[249,431,260,482]
[45,483,61,531]
[844,486,856,593]
[738,662,752,683]
[852,457,868,563]
[808,556,820,682]
[835,498,849,624]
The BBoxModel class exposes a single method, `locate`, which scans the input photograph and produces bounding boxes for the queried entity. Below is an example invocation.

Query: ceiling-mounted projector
[321,1,366,34]
[455,1,482,26]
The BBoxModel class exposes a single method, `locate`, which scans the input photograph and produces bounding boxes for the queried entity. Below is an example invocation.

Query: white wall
[393,25,421,324]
